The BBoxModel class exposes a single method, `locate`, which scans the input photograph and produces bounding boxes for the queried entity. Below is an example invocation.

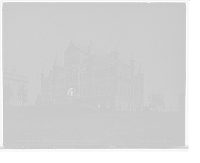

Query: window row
[98,67,110,78]
[45,80,52,88]
[119,83,131,97]
[67,74,78,84]
[97,102,131,110]
[98,84,110,95]
[45,92,53,100]
[66,58,77,67]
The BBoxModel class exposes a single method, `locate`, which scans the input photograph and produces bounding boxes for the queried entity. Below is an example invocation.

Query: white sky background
[3,2,186,106]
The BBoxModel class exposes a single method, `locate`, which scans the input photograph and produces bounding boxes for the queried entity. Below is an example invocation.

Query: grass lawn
[3,104,185,149]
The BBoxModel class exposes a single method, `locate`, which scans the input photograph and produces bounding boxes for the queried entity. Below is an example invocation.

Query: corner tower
[52,54,61,98]
[85,41,96,97]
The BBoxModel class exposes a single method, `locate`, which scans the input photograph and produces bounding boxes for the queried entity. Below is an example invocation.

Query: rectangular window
[70,59,73,66]
[107,67,110,76]
[67,76,71,84]
[119,83,122,94]
[107,84,110,94]
[82,87,85,96]
[60,78,64,85]
[127,85,130,96]
[82,72,85,81]
[50,92,53,100]
[98,85,101,95]
[103,67,106,77]
[119,66,122,76]
[50,80,52,87]
[98,68,101,78]
[106,102,110,109]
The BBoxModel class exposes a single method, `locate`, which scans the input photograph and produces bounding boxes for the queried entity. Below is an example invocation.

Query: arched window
[107,84,110,94]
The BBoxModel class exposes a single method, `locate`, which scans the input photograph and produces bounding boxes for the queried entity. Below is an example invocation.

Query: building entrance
[67,88,75,96]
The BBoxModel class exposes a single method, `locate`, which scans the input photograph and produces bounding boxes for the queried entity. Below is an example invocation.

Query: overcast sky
[3,2,186,106]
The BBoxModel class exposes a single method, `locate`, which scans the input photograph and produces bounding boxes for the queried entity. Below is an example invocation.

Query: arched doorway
[67,88,75,96]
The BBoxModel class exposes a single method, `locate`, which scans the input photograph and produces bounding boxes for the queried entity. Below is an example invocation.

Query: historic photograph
[2,2,186,149]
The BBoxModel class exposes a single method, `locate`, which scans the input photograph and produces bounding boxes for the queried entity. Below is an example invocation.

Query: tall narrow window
[127,85,130,96]
[107,67,110,76]
[50,92,53,100]
[119,66,122,76]
[50,80,52,87]
[119,83,122,94]
[98,85,101,95]
[60,77,64,85]
[65,60,69,67]
[82,87,85,96]
[98,68,101,78]
[103,84,106,94]
[82,72,85,81]
[103,67,106,77]
[128,69,131,79]
[107,84,110,94]
[70,59,73,66]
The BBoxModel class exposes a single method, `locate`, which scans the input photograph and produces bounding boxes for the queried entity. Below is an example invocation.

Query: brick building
[40,40,144,111]
[3,68,29,105]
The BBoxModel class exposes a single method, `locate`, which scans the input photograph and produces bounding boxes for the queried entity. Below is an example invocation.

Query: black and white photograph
[2,1,187,149]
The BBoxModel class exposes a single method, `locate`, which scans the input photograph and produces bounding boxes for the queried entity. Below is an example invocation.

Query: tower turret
[129,53,135,111]
[85,41,96,97]
[112,44,120,61]
[137,63,144,111]
[86,41,96,80]
[52,54,61,98]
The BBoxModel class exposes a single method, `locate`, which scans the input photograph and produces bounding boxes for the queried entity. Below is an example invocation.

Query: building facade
[3,69,29,105]
[40,40,144,111]
[178,93,185,111]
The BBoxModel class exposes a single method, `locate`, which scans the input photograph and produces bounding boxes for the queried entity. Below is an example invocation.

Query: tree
[148,93,166,111]
[17,84,29,105]
[35,95,41,105]
[3,83,14,105]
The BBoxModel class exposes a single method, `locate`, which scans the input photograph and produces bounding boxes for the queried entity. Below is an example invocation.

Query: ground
[3,104,185,149]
